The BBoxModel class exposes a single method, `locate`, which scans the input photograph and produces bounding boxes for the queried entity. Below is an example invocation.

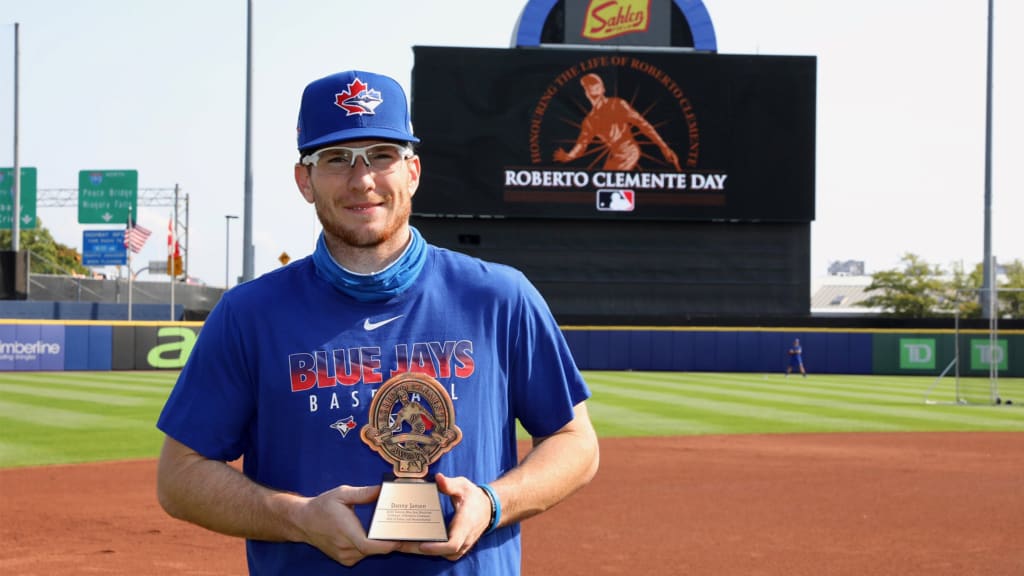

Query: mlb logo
[596,189,635,212]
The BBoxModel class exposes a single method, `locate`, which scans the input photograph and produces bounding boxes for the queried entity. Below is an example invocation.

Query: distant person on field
[786,338,806,377]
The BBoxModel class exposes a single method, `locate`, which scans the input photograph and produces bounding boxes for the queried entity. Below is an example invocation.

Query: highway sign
[82,230,127,266]
[78,170,138,224]
[0,167,38,230]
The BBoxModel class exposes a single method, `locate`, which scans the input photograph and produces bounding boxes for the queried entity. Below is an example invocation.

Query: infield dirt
[2,433,1022,575]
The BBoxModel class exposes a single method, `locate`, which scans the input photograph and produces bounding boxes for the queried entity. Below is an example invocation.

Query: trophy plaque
[360,372,462,541]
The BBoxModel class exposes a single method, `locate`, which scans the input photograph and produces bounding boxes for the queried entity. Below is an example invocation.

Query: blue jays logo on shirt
[330,416,357,438]
[290,339,474,415]
[335,78,383,116]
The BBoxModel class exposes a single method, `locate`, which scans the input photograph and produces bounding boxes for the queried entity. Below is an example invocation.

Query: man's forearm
[156,437,306,542]
[489,402,600,526]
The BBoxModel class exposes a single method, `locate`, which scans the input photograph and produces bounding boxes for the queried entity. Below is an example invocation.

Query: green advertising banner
[0,167,38,230]
[874,333,955,375]
[112,324,199,370]
[969,338,1008,371]
[78,170,138,224]
[899,338,936,370]
[874,332,1021,376]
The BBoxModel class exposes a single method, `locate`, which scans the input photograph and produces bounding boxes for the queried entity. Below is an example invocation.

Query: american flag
[124,216,152,254]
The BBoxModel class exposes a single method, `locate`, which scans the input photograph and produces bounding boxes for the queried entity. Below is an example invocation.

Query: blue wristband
[478,483,502,534]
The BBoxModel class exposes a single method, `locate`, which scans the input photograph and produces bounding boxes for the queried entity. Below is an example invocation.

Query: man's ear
[407,155,421,197]
[294,163,315,204]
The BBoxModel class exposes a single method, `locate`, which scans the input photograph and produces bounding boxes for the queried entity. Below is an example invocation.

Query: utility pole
[242,0,255,282]
[980,0,994,318]
[12,23,20,252]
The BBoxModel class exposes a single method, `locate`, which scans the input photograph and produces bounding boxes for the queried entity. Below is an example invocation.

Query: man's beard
[313,192,410,249]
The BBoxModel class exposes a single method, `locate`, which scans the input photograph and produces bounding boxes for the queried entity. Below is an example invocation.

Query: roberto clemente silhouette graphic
[554,72,682,171]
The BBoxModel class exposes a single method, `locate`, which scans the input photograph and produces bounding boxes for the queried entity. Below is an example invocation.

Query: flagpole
[128,254,133,322]
[127,207,133,322]
[169,208,175,321]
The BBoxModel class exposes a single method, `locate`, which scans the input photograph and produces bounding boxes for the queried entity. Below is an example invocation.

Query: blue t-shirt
[157,245,590,575]
[789,344,803,366]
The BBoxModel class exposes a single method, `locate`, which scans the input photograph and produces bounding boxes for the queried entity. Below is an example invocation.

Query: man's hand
[296,485,401,567]
[398,473,493,561]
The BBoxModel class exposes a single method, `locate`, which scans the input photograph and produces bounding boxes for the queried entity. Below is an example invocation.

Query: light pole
[225,214,239,288]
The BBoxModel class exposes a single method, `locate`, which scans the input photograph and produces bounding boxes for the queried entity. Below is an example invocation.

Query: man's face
[294,139,421,250]
[582,77,605,106]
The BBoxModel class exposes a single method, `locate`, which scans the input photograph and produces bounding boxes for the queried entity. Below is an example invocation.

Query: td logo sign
[970,339,1008,371]
[899,338,935,369]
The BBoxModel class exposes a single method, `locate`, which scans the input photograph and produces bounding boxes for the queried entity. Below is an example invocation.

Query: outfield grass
[584,371,1023,437]
[0,371,177,468]
[0,371,1020,468]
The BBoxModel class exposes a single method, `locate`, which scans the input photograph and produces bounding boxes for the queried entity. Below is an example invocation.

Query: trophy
[360,372,462,541]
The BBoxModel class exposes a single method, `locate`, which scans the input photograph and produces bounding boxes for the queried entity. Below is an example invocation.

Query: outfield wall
[0,320,1020,377]
[0,321,200,372]
[562,327,1023,377]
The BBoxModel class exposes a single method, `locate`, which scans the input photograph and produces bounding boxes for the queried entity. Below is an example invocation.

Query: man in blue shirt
[786,338,807,377]
[156,70,600,575]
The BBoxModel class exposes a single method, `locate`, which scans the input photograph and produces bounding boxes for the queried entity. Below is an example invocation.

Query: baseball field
[1,370,1022,574]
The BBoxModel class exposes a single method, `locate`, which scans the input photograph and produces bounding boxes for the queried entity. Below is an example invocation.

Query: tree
[859,253,945,317]
[941,261,983,318]
[859,255,1023,319]
[0,218,91,276]
[998,259,1024,318]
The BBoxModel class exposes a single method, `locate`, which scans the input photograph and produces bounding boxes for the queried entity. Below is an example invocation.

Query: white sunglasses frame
[300,143,414,169]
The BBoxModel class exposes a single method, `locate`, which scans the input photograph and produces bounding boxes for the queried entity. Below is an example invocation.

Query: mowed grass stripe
[595,371,1000,410]
[586,398,735,436]
[0,399,122,429]
[0,375,174,396]
[0,439,63,464]
[598,372,1024,428]
[0,382,149,406]
[72,370,179,383]
[682,372,1024,402]
[638,373,1024,426]
[585,373,1024,432]
[587,381,901,433]
[589,383,892,432]
[643,372,927,404]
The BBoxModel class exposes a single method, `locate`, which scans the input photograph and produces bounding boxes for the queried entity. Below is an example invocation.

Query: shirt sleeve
[507,272,591,438]
[156,295,257,462]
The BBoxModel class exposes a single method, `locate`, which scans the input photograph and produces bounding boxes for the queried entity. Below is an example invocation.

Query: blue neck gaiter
[312,227,427,302]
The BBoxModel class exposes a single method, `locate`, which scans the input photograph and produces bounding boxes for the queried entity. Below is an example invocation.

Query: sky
[0,0,1021,289]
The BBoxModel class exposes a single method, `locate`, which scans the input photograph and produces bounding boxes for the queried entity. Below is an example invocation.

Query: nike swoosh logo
[363,315,405,331]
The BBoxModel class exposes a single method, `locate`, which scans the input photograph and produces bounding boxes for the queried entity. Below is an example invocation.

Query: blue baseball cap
[296,70,420,152]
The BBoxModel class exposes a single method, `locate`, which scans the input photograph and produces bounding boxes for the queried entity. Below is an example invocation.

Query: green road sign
[0,167,38,230]
[78,170,138,224]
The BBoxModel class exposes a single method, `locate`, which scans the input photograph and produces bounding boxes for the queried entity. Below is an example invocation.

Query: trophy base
[367,478,448,542]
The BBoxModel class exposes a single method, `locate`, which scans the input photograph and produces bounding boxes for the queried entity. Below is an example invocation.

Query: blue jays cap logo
[297,70,419,151]
[336,78,383,116]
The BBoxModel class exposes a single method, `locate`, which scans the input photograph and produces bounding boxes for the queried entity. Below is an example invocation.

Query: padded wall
[413,217,810,323]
